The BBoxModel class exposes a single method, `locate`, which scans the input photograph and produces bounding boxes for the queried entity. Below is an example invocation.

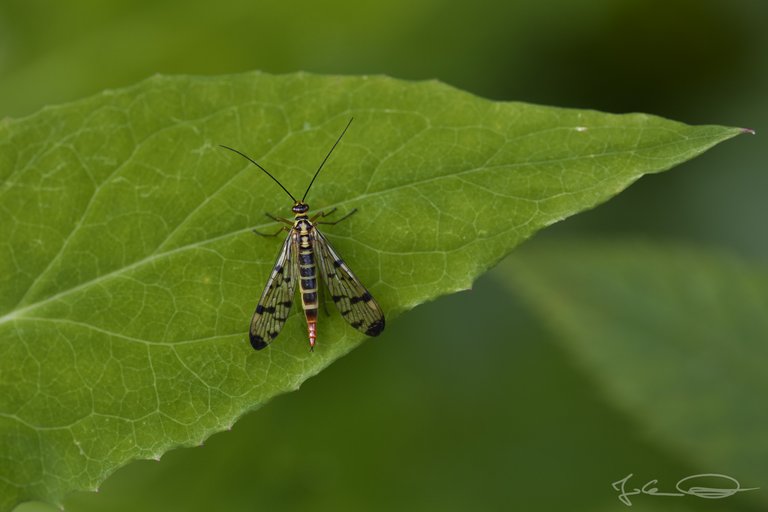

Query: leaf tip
[740,127,756,135]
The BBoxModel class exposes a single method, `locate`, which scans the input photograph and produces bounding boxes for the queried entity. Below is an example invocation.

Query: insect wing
[314,228,385,337]
[249,232,298,350]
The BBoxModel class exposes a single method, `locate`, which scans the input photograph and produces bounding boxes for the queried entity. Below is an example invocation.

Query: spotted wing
[249,232,298,350]
[314,228,385,337]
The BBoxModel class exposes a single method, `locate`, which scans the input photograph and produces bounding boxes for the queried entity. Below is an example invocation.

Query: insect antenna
[219,144,297,202]
[301,118,354,202]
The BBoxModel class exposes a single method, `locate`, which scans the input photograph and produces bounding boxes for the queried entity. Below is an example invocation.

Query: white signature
[612,473,759,507]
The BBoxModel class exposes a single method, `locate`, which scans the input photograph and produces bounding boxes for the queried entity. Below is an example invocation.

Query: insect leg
[316,207,337,218]
[252,227,288,237]
[265,212,293,225]
[314,208,358,225]
[253,212,293,237]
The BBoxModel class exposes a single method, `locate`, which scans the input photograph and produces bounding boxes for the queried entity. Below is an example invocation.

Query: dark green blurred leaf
[501,240,768,502]
[0,71,745,510]
[62,264,751,512]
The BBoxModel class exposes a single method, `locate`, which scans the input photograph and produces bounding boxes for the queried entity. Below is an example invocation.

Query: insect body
[221,119,385,350]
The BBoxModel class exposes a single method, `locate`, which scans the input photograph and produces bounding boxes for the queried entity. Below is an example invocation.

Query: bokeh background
[3,0,766,511]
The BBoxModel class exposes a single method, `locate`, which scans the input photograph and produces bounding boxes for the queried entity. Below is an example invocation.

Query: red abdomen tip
[308,322,317,350]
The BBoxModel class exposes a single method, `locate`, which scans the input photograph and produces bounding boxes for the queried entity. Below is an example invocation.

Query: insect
[220,118,385,351]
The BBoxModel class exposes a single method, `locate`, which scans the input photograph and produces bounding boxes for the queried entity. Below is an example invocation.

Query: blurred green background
[3,0,766,511]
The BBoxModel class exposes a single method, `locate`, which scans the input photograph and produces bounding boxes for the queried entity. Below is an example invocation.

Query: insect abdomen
[297,221,319,349]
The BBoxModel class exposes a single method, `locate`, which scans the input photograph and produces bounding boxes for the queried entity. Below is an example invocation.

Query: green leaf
[0,71,746,509]
[500,240,768,493]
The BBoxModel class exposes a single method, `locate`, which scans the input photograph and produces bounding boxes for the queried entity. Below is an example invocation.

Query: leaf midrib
[0,130,721,328]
